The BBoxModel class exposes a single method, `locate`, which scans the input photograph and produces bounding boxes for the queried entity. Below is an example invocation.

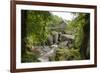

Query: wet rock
[38,45,58,62]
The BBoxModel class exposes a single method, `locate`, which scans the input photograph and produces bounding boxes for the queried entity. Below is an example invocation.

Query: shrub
[49,48,81,61]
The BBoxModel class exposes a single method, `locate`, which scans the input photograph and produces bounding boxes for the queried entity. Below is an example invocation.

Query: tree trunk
[21,10,27,56]
[80,14,90,59]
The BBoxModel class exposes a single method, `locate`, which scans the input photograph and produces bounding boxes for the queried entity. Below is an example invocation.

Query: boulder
[58,41,69,48]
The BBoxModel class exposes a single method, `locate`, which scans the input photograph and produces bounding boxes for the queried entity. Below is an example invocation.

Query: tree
[21,10,54,62]
[67,13,90,59]
[25,11,53,47]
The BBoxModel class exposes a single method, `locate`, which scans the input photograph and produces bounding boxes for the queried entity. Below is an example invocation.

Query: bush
[49,48,81,61]
[21,52,40,63]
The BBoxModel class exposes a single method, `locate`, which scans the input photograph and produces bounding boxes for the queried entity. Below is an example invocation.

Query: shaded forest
[21,10,90,63]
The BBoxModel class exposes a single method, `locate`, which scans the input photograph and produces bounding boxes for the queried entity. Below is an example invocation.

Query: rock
[60,34,74,42]
[51,44,58,48]
[67,43,74,48]
[45,35,53,46]
[45,31,59,45]
[38,45,58,62]
[58,41,69,48]
[38,57,49,62]
[51,31,59,44]
[42,46,51,53]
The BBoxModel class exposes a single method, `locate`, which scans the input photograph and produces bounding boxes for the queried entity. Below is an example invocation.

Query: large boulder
[51,31,59,44]
[58,41,69,48]
[45,31,59,45]
[45,35,53,46]
[60,34,74,42]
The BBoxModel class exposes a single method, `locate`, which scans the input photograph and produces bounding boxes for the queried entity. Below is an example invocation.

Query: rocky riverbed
[31,31,75,62]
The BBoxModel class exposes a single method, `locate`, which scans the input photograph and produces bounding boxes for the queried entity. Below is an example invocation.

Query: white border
[16,5,95,69]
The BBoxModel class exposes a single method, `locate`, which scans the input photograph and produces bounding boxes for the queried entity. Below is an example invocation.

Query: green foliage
[21,10,64,62]
[21,10,90,62]
[49,48,81,61]
[21,52,40,63]
[66,13,90,49]
[66,13,90,59]
[23,10,64,48]
[24,35,40,48]
[21,46,41,63]
[49,15,63,27]
[25,11,53,46]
